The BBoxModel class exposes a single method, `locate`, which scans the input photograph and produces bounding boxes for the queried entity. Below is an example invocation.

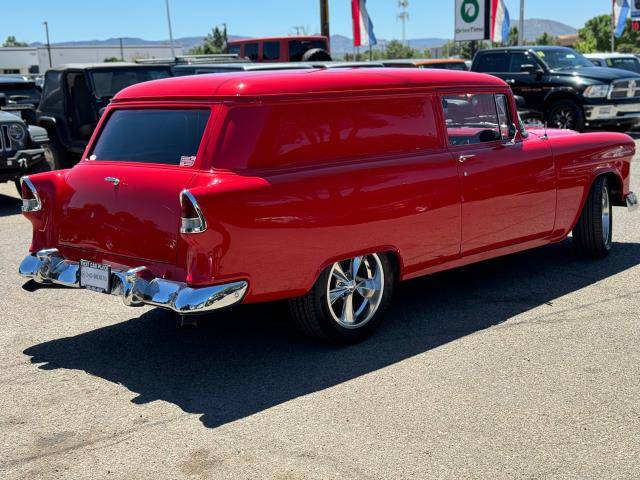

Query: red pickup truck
[18,68,638,343]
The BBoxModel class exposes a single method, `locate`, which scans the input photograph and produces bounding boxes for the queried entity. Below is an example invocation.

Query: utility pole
[397,0,409,45]
[518,0,524,45]
[42,21,52,68]
[319,0,330,39]
[119,37,124,61]
[611,0,616,53]
[165,0,175,58]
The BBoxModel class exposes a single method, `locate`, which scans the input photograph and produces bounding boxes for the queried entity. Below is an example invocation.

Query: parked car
[382,58,469,71]
[227,36,331,62]
[0,108,56,192]
[36,63,172,166]
[471,46,640,131]
[18,68,638,343]
[0,75,42,124]
[585,53,640,74]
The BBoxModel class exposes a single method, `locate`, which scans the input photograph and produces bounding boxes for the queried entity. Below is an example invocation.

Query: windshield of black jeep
[535,49,594,71]
[89,68,171,98]
[0,83,40,103]
[90,109,210,165]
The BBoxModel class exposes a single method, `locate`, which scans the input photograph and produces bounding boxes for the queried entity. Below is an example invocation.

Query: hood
[528,127,580,139]
[552,66,640,82]
[0,110,23,123]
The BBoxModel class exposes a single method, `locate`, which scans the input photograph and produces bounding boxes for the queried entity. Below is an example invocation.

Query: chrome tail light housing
[180,190,207,234]
[20,176,42,212]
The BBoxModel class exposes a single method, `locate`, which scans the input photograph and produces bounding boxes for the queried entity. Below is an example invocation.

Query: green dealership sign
[454,0,489,41]
[461,0,479,23]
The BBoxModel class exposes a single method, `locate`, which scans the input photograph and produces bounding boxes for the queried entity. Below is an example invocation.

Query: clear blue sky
[2,1,609,44]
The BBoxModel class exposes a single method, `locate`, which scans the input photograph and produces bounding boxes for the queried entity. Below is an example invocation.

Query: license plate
[79,260,111,293]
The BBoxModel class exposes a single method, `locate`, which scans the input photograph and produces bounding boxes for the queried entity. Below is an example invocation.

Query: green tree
[535,32,557,46]
[103,56,120,63]
[508,27,519,46]
[189,25,228,55]
[575,14,640,53]
[384,40,417,59]
[3,36,28,47]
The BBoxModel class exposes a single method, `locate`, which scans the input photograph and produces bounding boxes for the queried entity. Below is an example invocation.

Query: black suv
[471,46,640,131]
[36,63,172,166]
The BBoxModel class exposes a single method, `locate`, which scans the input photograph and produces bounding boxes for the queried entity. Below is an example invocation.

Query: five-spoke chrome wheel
[326,254,384,329]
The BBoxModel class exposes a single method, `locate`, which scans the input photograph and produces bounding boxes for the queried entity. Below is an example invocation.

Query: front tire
[289,253,394,343]
[573,176,612,258]
[547,100,585,131]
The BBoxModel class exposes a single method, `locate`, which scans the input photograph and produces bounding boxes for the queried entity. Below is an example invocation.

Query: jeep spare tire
[302,48,332,62]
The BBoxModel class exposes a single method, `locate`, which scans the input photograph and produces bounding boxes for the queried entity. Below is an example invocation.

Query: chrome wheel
[326,254,384,329]
[602,183,611,246]
[550,107,575,129]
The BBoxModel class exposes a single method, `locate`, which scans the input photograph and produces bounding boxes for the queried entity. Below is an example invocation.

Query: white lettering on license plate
[80,260,111,293]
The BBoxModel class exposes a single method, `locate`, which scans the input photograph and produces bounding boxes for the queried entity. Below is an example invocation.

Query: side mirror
[520,64,543,75]
[0,93,6,108]
[514,95,527,108]
[508,123,517,140]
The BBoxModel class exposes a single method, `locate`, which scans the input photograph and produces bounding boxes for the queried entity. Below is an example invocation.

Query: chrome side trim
[20,176,42,212]
[627,192,638,212]
[19,249,248,314]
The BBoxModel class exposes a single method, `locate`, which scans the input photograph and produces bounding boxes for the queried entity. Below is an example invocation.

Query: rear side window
[216,96,440,169]
[227,44,241,55]
[441,93,502,146]
[91,109,210,165]
[474,53,509,72]
[243,43,259,61]
[89,69,171,98]
[263,41,280,60]
[40,70,63,113]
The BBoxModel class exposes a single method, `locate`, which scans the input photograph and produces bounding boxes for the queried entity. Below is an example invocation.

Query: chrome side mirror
[506,123,518,145]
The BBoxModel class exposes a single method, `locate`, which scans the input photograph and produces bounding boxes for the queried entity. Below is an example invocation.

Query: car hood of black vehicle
[553,66,640,82]
[0,110,23,123]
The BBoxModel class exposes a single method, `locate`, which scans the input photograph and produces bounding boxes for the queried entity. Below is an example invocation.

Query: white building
[0,44,183,74]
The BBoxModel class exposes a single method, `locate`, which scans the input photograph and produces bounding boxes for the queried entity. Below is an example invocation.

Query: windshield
[89,68,171,98]
[607,57,640,73]
[535,49,594,70]
[0,83,40,103]
[91,109,210,165]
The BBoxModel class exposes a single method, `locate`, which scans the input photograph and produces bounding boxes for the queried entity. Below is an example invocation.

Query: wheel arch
[543,90,583,115]
[568,169,625,235]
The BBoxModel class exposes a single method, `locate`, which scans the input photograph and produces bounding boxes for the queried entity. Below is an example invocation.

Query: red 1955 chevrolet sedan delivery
[18,68,638,343]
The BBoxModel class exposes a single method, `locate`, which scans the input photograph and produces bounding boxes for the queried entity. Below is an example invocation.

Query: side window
[441,93,502,146]
[227,44,241,55]
[263,41,280,61]
[39,70,64,114]
[243,43,259,61]
[495,94,511,139]
[508,52,532,73]
[474,53,509,72]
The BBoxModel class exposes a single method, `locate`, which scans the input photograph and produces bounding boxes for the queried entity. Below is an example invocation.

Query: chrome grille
[609,78,640,99]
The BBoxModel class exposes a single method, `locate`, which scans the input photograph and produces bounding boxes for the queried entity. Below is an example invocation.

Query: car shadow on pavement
[23,239,640,429]
[0,193,21,217]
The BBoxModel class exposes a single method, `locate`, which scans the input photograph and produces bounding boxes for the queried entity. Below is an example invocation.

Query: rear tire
[572,176,612,258]
[289,253,394,344]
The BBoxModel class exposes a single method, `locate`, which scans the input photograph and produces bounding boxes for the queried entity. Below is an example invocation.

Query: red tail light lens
[20,176,42,212]
[180,190,207,234]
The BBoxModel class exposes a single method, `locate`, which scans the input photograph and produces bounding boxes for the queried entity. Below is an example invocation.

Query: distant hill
[26,18,577,55]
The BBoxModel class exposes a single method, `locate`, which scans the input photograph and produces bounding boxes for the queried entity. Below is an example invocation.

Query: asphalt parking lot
[0,149,638,480]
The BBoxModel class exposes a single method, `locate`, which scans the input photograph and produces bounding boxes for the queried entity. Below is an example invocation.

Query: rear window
[89,68,171,98]
[91,109,210,165]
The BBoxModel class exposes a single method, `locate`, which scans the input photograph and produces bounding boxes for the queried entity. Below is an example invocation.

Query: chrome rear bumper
[627,192,638,212]
[19,249,248,314]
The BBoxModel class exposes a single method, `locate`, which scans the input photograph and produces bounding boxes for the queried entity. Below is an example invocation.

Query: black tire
[547,100,585,132]
[572,176,612,258]
[301,48,332,62]
[289,253,394,344]
[14,143,61,194]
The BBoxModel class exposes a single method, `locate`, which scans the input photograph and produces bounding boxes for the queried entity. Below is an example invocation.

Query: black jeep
[36,63,172,166]
[471,46,640,131]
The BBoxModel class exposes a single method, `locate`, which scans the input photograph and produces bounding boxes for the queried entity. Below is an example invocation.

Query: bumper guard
[19,248,248,314]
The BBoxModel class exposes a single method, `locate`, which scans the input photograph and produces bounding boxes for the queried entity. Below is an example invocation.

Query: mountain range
[28,18,577,57]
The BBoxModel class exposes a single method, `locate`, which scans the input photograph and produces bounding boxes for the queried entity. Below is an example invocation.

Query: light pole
[518,0,524,45]
[42,21,52,68]
[320,0,330,39]
[165,0,175,58]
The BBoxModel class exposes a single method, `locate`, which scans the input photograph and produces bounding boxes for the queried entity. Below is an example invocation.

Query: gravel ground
[0,148,638,480]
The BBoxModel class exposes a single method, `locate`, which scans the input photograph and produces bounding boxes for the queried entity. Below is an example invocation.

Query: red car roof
[112,68,507,102]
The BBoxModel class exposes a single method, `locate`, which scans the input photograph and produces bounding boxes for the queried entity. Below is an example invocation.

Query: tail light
[180,190,207,234]
[20,176,42,212]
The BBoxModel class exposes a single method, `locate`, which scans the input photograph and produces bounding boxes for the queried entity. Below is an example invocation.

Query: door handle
[104,176,120,186]
[458,154,475,163]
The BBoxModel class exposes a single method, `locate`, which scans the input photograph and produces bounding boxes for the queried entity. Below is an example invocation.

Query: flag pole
[612,0,616,53]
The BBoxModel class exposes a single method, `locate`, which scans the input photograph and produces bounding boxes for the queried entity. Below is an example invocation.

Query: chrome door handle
[458,154,475,163]
[104,176,120,186]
